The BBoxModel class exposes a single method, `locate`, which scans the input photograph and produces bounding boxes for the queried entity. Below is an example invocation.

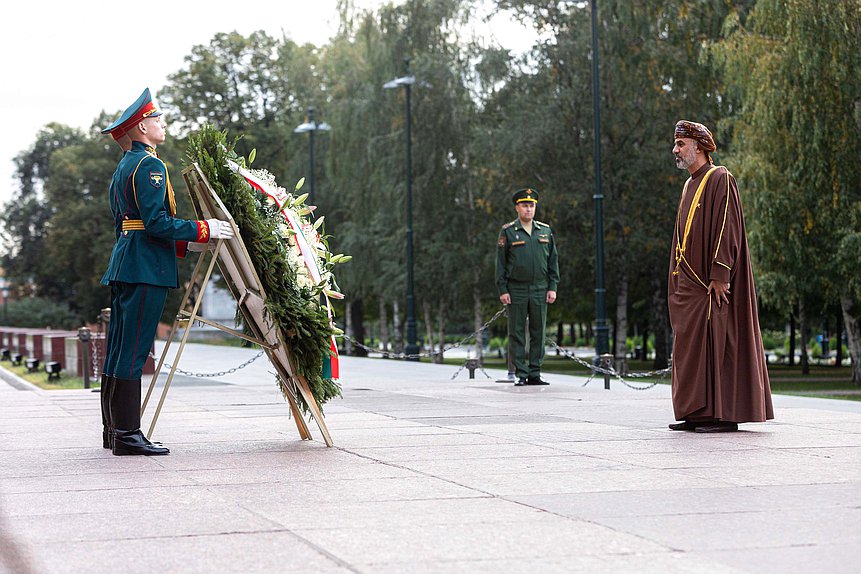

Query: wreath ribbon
[227,160,341,379]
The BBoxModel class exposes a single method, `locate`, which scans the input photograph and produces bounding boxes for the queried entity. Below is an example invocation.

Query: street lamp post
[384,58,419,359]
[293,107,331,206]
[590,0,610,359]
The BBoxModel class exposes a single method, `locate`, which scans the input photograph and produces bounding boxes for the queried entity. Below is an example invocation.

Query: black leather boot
[100,374,114,449]
[110,377,169,456]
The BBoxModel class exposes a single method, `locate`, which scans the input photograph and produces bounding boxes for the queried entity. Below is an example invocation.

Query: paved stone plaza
[1,343,860,573]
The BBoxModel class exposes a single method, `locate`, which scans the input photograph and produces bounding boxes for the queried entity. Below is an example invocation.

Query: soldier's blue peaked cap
[101,88,163,138]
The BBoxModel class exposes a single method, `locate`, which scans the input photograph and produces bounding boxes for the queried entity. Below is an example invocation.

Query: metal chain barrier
[549,341,671,390]
[139,305,669,390]
[340,306,670,390]
[449,362,495,381]
[148,350,265,378]
[92,318,102,379]
[341,307,508,361]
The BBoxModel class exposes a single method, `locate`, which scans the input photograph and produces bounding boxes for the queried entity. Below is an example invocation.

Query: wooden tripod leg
[142,248,210,417]
[288,399,312,440]
[283,381,312,441]
[293,374,333,447]
[146,241,223,440]
[266,350,312,440]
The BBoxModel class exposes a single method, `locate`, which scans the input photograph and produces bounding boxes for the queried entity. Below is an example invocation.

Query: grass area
[764,364,861,400]
[0,361,96,391]
[432,355,861,401]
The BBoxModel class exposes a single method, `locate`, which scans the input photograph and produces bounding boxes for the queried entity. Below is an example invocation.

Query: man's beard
[675,152,695,170]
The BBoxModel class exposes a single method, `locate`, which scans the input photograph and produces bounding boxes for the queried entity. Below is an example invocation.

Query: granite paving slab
[1,344,859,573]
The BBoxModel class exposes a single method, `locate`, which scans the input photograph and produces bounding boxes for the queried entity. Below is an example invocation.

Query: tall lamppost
[293,107,331,206]
[590,0,610,359]
[384,58,419,359]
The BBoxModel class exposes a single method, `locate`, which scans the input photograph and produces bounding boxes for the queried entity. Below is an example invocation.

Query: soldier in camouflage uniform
[496,188,559,386]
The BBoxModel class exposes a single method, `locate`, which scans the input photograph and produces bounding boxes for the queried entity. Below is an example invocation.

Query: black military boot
[100,374,115,449]
[110,377,169,456]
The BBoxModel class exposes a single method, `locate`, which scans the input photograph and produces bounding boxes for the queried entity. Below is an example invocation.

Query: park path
[1,343,859,573]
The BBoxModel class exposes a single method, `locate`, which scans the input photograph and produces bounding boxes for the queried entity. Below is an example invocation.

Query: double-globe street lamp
[293,107,331,207]
[384,58,420,360]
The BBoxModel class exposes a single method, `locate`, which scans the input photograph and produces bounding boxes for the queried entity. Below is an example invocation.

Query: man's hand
[206,219,235,240]
[500,293,511,305]
[708,280,730,307]
[546,290,557,304]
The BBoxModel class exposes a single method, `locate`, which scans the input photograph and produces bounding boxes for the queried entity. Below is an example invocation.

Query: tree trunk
[799,300,810,375]
[651,276,670,369]
[350,298,367,357]
[379,298,389,354]
[570,323,577,346]
[611,319,617,358]
[556,322,563,356]
[614,273,628,374]
[423,300,434,360]
[344,300,353,355]
[840,293,861,385]
[640,324,649,361]
[473,285,484,361]
[836,309,844,367]
[788,314,796,366]
[435,301,446,364]
[586,322,592,346]
[393,300,403,354]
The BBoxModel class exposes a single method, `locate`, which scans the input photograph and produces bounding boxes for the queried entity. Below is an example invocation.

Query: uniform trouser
[102,285,121,376]
[103,282,168,381]
[507,283,548,380]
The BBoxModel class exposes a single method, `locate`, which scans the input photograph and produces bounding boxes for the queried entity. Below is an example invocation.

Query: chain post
[77,327,92,389]
[549,341,667,391]
[599,353,613,390]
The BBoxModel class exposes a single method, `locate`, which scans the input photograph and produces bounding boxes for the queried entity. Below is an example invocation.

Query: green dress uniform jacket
[100,141,206,288]
[496,219,559,295]
[495,219,560,380]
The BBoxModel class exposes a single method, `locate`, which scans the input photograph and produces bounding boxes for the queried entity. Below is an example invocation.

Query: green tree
[324,0,480,356]
[161,31,326,193]
[483,0,738,368]
[712,0,861,383]
[1,123,87,298]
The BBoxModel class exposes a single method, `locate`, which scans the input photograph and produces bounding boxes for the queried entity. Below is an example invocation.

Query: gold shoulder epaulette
[502,220,516,230]
[535,220,549,228]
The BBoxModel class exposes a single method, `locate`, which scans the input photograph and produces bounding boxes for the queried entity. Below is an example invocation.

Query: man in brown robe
[667,120,774,433]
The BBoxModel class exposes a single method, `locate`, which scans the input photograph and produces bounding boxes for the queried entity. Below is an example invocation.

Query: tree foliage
[1,0,858,380]
[711,0,861,381]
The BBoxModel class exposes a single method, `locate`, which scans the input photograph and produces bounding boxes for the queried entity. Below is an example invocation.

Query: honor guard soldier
[496,188,560,386]
[99,88,235,455]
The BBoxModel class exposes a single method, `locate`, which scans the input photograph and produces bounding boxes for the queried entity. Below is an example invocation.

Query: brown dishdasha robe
[668,162,774,423]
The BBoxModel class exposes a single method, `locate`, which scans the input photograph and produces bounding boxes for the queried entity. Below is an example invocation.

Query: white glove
[206,219,235,240]
[187,241,214,252]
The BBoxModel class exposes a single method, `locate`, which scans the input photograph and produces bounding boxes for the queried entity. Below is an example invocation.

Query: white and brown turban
[674,120,716,164]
